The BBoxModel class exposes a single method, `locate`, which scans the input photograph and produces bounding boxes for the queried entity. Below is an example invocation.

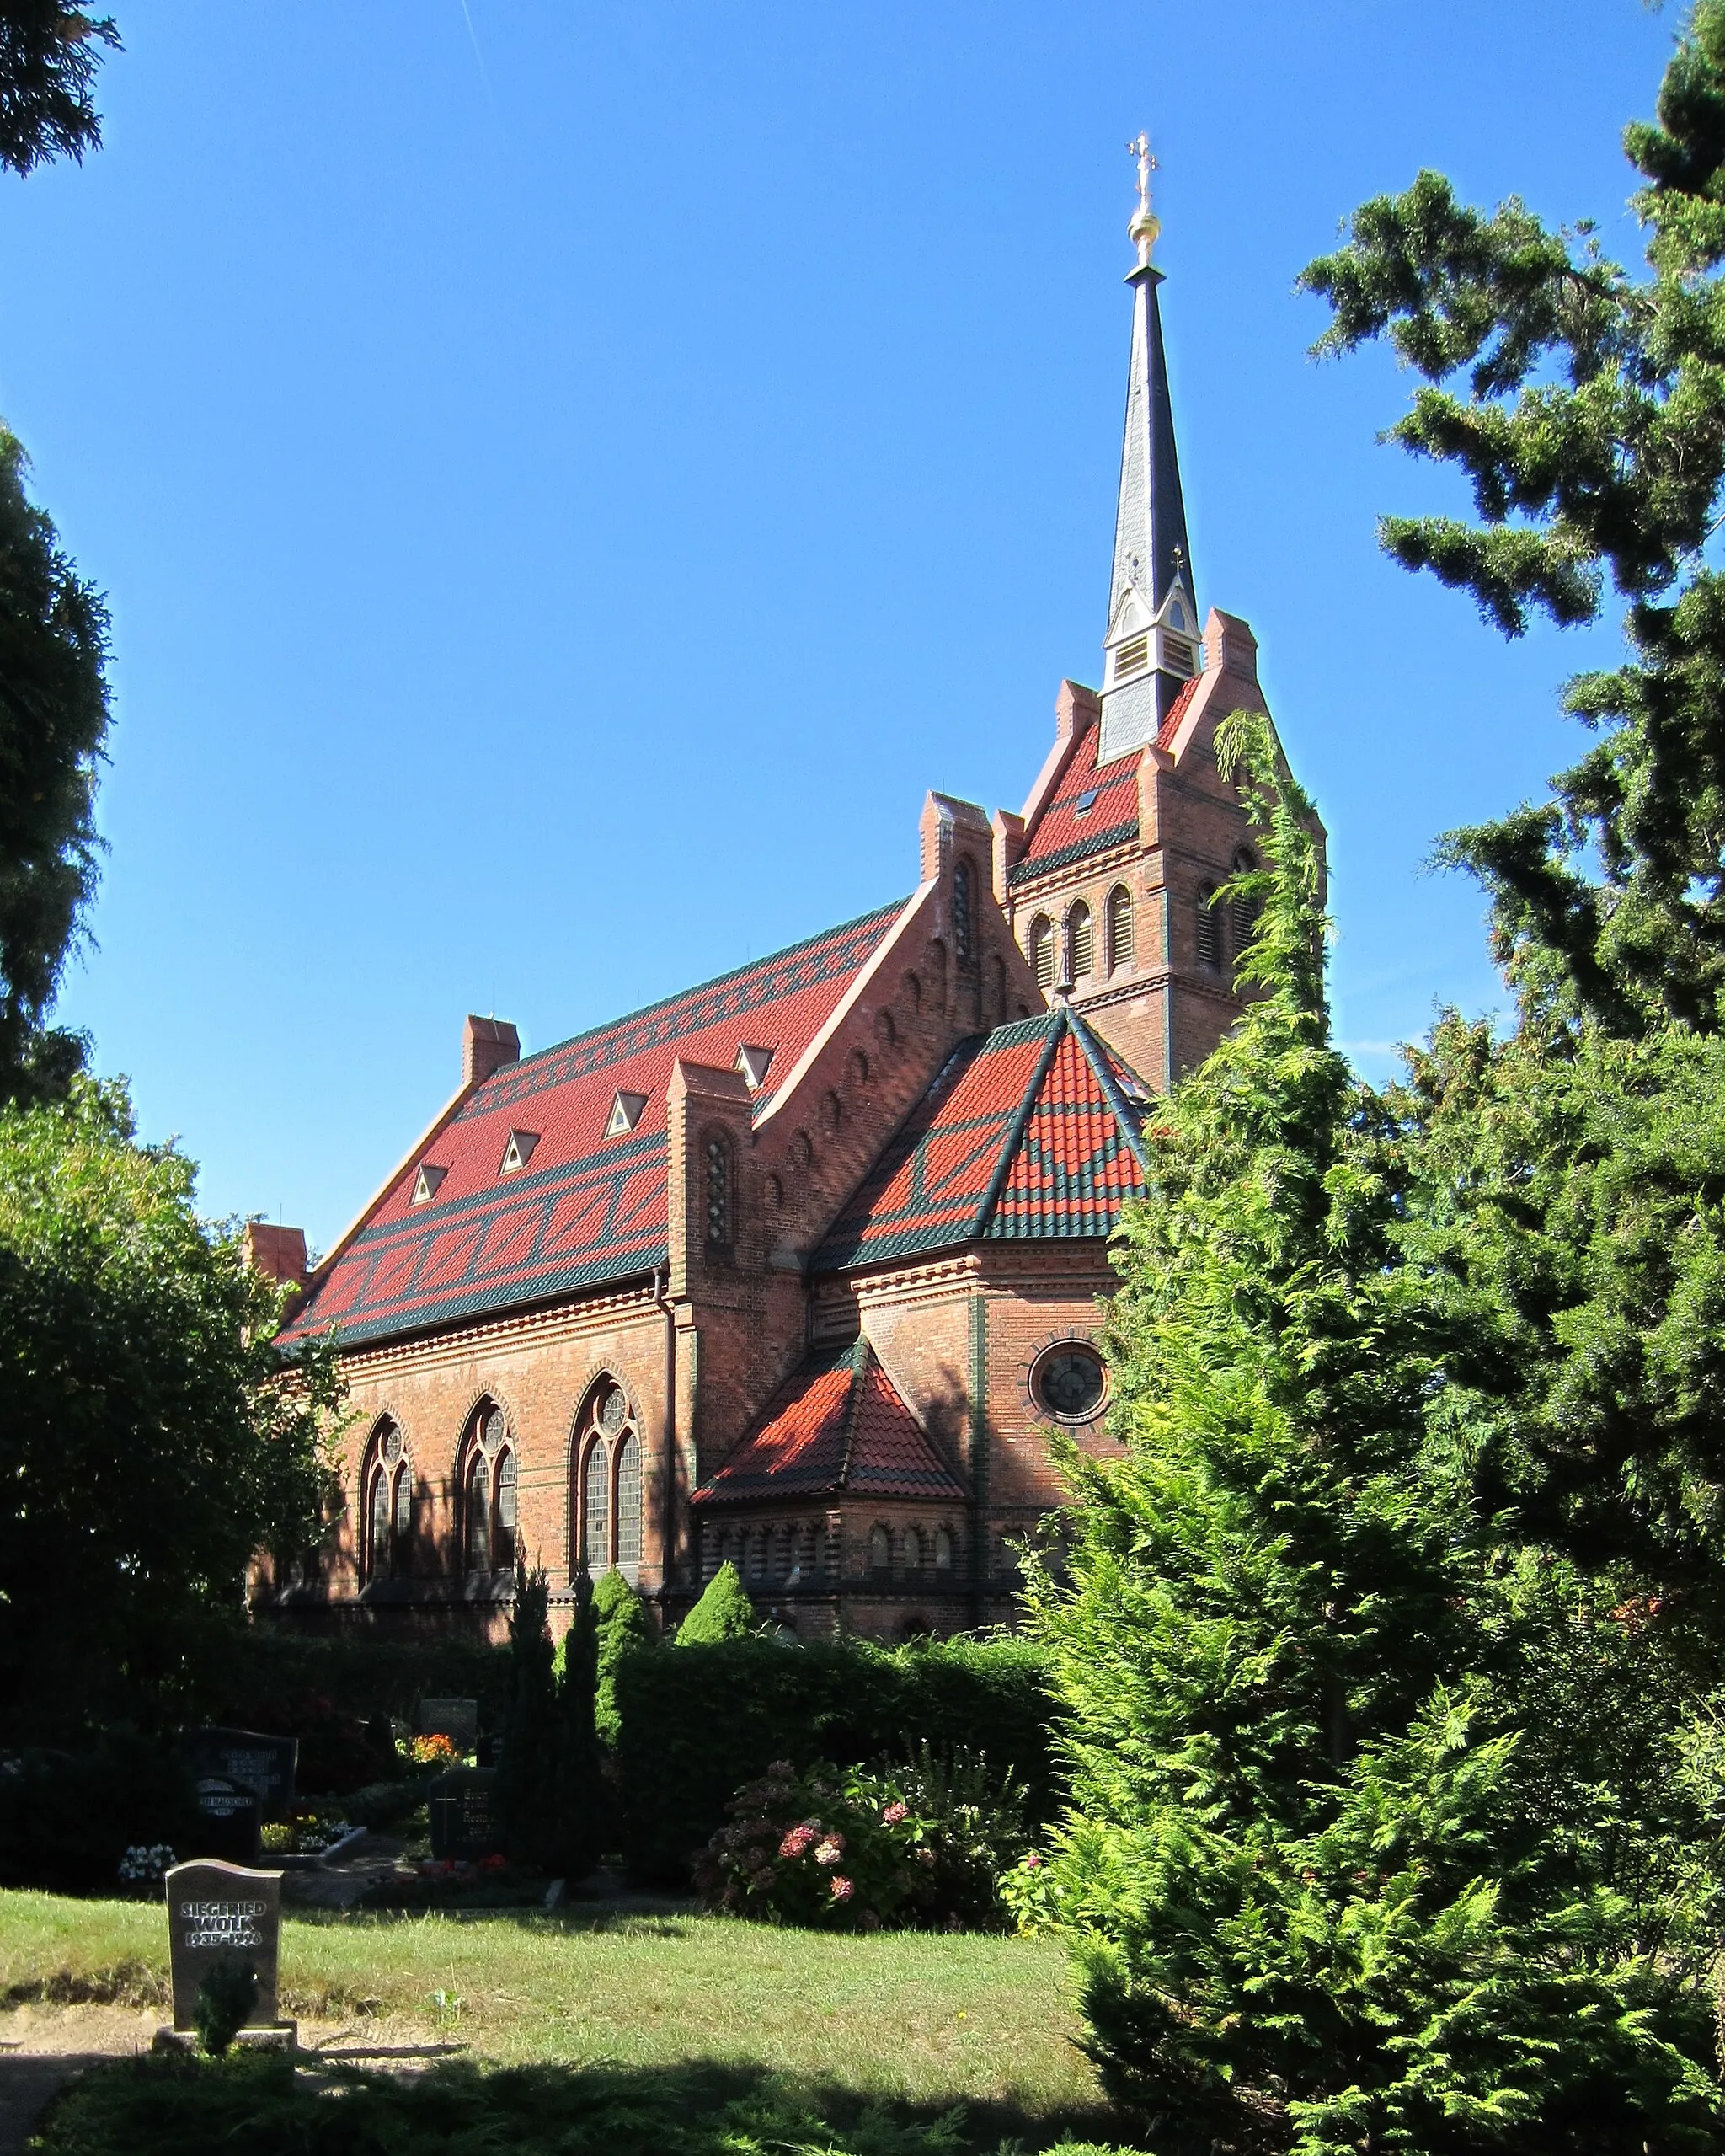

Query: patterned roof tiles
[1010,720,1141,886]
[814,1006,1151,1271]
[693,1340,966,1507]
[283,902,904,1348]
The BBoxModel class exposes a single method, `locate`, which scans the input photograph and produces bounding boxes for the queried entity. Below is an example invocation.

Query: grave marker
[183,1727,297,1815]
[427,1767,500,1861]
[191,1777,261,1864]
[418,1698,478,1752]
[163,1859,284,2033]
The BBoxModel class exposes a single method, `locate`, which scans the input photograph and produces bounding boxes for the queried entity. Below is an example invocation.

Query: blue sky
[0,1,1676,1251]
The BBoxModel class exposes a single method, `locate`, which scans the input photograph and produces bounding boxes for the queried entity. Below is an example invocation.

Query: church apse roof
[280,901,905,1350]
[693,1339,965,1508]
[814,1004,1152,1273]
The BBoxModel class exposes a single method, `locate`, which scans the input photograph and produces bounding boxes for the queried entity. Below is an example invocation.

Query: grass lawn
[0,1890,1113,2150]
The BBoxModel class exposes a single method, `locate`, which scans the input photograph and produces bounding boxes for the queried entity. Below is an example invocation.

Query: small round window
[1033,1343,1107,1423]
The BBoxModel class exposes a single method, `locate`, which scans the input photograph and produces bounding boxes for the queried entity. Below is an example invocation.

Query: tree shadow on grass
[23,2046,1130,2156]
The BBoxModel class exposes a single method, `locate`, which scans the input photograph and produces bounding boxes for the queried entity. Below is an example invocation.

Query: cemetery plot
[162,1859,285,2035]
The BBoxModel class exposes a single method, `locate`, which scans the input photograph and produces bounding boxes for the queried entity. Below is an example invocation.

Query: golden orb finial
[1127,130,1160,265]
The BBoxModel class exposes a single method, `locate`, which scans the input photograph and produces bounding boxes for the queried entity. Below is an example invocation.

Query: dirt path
[0,2003,460,2154]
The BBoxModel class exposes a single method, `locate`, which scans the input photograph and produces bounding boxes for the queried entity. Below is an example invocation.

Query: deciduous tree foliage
[0,1078,340,1736]
[1302,0,1725,1033]
[1029,719,1723,2155]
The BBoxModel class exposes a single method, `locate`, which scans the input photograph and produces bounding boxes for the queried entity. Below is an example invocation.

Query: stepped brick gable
[255,174,1319,1640]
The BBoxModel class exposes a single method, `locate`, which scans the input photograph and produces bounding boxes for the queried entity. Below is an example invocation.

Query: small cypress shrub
[193,1957,257,2055]
[553,1572,607,1877]
[674,1561,757,1645]
[494,1565,561,1870]
[590,1567,652,1743]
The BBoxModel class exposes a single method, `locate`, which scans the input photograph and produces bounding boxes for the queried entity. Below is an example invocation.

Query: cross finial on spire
[1126,130,1161,267]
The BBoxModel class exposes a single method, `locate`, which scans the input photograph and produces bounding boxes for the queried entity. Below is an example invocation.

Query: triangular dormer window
[499,1129,541,1174]
[606,1091,648,1137]
[735,1044,774,1090]
[411,1164,448,1205]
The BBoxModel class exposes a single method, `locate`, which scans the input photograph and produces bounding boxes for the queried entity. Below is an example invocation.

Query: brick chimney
[463,1014,520,1088]
[242,1222,308,1289]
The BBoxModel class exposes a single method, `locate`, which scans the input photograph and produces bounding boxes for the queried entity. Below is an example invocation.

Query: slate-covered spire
[1097,135,1200,763]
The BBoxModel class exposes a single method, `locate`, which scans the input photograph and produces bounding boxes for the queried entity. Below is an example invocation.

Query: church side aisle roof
[693,1338,966,1508]
[814,1004,1153,1272]
[281,902,904,1349]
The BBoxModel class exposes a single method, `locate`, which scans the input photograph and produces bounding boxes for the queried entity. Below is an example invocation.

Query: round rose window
[1033,1344,1107,1423]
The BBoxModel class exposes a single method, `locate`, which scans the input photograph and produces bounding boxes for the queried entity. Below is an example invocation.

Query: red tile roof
[693,1340,965,1507]
[815,1005,1151,1271]
[1011,723,1141,885]
[282,902,905,1348]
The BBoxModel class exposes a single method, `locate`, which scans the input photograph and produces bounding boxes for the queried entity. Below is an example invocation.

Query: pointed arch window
[1030,915,1055,993]
[953,859,975,965]
[933,1526,954,1572]
[1106,885,1135,973]
[572,1381,644,1584]
[868,1523,891,1574]
[364,1420,416,1581]
[903,1526,923,1576]
[1069,901,1094,981]
[460,1402,512,1576]
[1195,883,1222,971]
[1230,848,1260,963]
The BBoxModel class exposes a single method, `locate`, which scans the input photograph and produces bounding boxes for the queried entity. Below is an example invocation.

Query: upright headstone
[163,1860,283,2032]
[183,1729,298,1816]
[191,1777,261,1864]
[427,1767,500,1861]
[417,1699,479,1752]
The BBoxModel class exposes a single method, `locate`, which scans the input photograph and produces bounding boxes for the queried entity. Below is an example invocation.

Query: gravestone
[417,1698,479,1752]
[192,1777,260,1864]
[427,1767,500,1861]
[163,1859,283,2032]
[184,1728,297,1816]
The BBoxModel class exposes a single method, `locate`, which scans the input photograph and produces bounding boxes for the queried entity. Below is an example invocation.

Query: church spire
[1097,132,1199,763]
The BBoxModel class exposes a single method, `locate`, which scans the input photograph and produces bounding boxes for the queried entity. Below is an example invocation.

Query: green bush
[218,1624,511,1738]
[0,1736,198,1893]
[614,1633,1056,1885]
[674,1561,757,1645]
[589,1568,652,1744]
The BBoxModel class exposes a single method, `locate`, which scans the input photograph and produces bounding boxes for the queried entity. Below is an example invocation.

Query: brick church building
[256,166,1306,1640]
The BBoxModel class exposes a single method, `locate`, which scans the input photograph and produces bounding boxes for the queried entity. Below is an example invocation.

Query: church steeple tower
[1097,135,1199,763]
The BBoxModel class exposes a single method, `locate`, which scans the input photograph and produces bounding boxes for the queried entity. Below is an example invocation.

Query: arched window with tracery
[1230,847,1259,963]
[1195,882,1222,971]
[953,859,975,964]
[1030,915,1055,993]
[1068,901,1094,981]
[571,1379,645,1584]
[1106,884,1135,973]
[460,1401,511,1576]
[704,1132,732,1249]
[364,1420,415,1581]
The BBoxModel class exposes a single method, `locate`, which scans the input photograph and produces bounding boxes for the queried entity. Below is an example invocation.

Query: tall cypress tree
[1029,715,1721,2155]
[495,1565,562,1872]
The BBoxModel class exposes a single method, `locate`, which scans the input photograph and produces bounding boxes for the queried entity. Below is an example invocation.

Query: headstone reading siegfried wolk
[427,1767,500,1862]
[192,1777,261,1864]
[163,1859,283,2032]
[418,1698,479,1752]
[184,1728,298,1814]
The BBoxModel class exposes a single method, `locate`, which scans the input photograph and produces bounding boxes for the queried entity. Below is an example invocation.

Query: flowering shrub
[693,1747,1029,1931]
[117,1843,176,1890]
[403,1732,460,1768]
[259,1804,351,1856]
[996,1848,1064,1934]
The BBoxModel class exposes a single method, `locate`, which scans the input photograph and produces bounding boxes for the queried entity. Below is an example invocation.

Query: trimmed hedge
[614,1633,1060,1885]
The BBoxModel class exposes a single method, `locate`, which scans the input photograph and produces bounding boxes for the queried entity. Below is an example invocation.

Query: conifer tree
[590,1566,651,1744]
[495,1565,562,1872]
[1028,715,1721,2155]
[553,1570,606,1879]
[1301,0,1725,1035]
[675,1559,758,1645]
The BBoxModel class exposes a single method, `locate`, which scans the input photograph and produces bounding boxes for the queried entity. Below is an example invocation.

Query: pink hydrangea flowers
[830,1875,854,1901]
[882,1800,908,1824]
[814,1834,846,1866]
[779,1823,817,1859]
